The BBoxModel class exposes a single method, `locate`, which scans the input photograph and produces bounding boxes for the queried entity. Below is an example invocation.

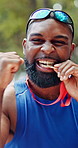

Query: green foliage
[0,0,32,56]
[0,0,78,62]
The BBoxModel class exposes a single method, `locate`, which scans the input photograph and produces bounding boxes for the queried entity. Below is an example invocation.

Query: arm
[0,52,24,147]
[54,60,78,101]
[0,84,17,148]
[0,90,4,129]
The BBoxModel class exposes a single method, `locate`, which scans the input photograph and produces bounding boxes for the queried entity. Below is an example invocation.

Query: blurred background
[0,0,78,79]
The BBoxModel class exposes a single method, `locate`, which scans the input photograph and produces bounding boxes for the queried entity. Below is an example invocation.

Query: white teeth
[38,60,54,68]
[39,61,54,65]
[40,64,54,68]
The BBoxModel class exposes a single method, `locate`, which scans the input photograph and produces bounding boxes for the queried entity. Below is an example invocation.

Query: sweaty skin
[0,19,78,148]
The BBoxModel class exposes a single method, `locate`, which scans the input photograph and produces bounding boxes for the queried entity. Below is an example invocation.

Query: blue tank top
[4,78,78,148]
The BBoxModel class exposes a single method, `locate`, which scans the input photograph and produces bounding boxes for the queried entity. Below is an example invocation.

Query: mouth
[36,58,56,72]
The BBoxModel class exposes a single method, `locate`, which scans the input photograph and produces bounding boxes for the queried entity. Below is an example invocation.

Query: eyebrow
[30,33,43,37]
[54,35,69,40]
[30,34,69,40]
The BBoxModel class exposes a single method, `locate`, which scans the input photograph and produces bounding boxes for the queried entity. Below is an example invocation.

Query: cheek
[56,47,71,61]
[25,44,40,64]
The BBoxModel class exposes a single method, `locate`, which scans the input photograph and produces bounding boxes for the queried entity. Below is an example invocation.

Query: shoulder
[3,81,16,111]
[14,77,28,95]
[71,98,78,123]
[3,81,16,110]
[2,77,27,118]
[2,82,17,132]
[72,98,78,107]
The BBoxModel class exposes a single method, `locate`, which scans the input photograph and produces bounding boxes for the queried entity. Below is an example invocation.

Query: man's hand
[0,52,24,90]
[54,60,78,101]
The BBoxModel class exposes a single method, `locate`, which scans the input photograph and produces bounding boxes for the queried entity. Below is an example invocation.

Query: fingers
[0,52,24,89]
[54,60,78,81]
[0,52,24,72]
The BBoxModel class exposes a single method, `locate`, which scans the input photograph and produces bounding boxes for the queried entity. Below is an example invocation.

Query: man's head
[26,8,74,40]
[23,8,75,88]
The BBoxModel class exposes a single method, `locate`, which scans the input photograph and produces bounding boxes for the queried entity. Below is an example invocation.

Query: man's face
[23,19,74,88]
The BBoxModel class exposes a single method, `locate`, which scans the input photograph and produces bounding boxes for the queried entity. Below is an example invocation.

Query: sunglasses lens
[26,9,74,37]
[54,11,72,24]
[30,9,50,19]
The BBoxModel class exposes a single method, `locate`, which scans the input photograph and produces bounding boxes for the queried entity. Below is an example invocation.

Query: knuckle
[0,57,8,65]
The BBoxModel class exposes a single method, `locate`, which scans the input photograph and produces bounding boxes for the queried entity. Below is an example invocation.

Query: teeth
[38,60,54,68]
[39,61,54,65]
[40,64,54,68]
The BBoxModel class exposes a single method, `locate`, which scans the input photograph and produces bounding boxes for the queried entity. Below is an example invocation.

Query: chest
[16,97,78,148]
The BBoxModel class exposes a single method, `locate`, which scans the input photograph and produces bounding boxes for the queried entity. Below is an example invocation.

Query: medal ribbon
[26,78,71,107]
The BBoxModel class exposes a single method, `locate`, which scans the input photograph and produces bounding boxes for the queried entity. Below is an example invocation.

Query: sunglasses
[26,8,74,38]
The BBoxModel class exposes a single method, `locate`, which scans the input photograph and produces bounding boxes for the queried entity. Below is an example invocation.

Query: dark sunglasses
[26,8,74,38]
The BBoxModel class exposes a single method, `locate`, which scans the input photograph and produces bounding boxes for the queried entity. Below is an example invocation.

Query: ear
[70,43,76,55]
[22,38,27,55]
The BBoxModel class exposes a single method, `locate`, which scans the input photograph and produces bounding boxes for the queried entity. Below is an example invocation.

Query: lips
[36,58,56,72]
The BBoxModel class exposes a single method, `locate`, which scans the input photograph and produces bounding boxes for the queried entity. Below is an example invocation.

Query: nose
[41,41,55,55]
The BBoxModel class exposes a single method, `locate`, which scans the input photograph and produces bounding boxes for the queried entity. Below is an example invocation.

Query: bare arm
[0,90,4,129]
[0,84,16,148]
[0,52,24,147]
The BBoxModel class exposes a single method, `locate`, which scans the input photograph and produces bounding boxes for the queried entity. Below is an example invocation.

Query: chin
[25,58,61,88]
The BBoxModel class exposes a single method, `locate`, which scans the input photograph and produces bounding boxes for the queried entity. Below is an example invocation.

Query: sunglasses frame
[26,8,74,38]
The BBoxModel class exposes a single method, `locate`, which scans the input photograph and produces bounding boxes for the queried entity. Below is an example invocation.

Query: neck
[27,78,60,100]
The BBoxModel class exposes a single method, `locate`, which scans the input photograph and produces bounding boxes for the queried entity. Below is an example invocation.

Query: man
[0,8,78,148]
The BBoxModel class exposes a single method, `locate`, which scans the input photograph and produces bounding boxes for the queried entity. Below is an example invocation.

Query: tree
[0,0,78,61]
[43,0,50,7]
